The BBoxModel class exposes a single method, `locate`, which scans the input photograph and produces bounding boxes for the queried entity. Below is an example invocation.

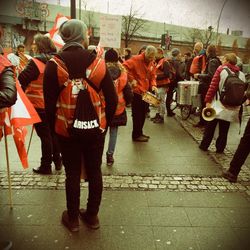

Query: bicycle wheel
[180,105,191,120]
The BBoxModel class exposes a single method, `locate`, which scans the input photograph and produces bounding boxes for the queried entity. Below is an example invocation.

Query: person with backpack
[43,19,117,232]
[104,48,133,166]
[199,53,246,153]
[18,34,62,175]
[165,48,184,117]
[194,44,221,127]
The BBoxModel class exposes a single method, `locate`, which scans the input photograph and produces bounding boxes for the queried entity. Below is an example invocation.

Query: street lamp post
[216,0,228,44]
[71,0,76,18]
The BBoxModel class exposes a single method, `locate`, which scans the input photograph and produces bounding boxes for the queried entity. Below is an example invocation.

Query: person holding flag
[18,34,62,174]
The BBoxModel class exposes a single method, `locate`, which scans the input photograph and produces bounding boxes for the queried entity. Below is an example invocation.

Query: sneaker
[106,153,114,166]
[33,166,52,175]
[54,157,63,171]
[79,208,100,229]
[199,145,208,151]
[222,170,237,183]
[142,134,150,139]
[132,135,149,142]
[167,111,175,117]
[150,113,160,121]
[61,210,79,232]
[153,116,164,124]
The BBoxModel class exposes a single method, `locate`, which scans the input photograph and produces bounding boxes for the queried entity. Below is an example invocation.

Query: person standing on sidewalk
[199,53,245,153]
[104,48,133,166]
[123,45,157,142]
[18,34,62,175]
[194,44,221,127]
[0,44,16,250]
[222,115,250,183]
[151,47,170,124]
[43,19,117,232]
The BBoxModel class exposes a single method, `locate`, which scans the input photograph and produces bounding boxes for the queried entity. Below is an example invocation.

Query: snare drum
[142,91,161,106]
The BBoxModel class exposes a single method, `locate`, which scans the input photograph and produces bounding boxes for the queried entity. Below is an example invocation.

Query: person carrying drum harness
[43,19,117,232]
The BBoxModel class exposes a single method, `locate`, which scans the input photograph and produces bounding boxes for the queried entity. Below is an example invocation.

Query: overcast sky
[41,0,250,37]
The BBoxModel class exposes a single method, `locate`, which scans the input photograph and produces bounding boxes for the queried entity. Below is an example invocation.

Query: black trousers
[229,117,250,176]
[34,109,61,167]
[58,133,105,219]
[131,93,149,139]
[165,83,175,114]
[200,118,230,152]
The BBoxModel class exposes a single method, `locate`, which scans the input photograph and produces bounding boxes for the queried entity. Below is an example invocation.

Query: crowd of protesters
[0,17,249,233]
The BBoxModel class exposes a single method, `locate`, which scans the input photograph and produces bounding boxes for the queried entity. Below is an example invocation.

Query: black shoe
[167,111,175,117]
[193,122,205,128]
[222,170,237,183]
[106,153,114,166]
[142,134,150,139]
[132,136,149,142]
[33,166,52,175]
[0,241,12,250]
[61,210,79,232]
[54,157,63,171]
[199,145,208,151]
[150,113,160,121]
[153,116,164,123]
[79,208,100,229]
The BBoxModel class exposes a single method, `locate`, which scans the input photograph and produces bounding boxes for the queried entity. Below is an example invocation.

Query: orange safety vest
[156,58,171,87]
[0,55,13,128]
[190,54,206,75]
[25,58,45,109]
[114,70,127,116]
[51,56,107,137]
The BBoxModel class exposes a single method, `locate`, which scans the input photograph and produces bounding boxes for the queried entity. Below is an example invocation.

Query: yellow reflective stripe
[29,83,41,88]
[26,94,43,99]
[59,103,76,109]
[57,114,73,124]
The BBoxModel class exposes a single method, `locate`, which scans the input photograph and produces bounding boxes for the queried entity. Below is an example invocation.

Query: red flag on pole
[1,82,41,168]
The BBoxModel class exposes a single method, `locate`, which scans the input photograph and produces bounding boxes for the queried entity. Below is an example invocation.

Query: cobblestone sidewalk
[1,113,250,197]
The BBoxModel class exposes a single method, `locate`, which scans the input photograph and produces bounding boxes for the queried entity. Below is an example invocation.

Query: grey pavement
[0,106,250,250]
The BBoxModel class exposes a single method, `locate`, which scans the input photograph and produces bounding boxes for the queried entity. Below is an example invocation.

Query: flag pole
[4,129,13,209]
[27,125,34,155]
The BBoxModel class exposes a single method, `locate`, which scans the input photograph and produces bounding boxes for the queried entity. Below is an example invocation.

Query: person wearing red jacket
[123,45,157,142]
[199,53,245,153]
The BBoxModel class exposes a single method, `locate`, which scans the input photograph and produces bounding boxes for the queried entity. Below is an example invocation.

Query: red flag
[2,81,41,168]
[47,13,70,49]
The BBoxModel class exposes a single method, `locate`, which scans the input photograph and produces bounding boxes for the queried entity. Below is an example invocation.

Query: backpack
[219,68,247,106]
[69,78,102,137]
[167,59,176,82]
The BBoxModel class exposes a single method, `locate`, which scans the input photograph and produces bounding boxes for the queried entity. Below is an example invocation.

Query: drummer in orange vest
[18,34,62,175]
[123,45,158,142]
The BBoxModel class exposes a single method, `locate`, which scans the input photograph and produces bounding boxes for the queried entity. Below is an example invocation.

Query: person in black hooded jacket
[18,34,62,175]
[194,44,221,127]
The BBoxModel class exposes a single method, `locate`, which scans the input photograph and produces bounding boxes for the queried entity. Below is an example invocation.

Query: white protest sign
[99,14,122,48]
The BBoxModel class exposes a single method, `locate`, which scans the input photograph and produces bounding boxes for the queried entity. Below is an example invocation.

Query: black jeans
[131,93,149,139]
[229,117,250,176]
[58,132,105,219]
[166,83,175,114]
[34,109,61,167]
[200,118,230,152]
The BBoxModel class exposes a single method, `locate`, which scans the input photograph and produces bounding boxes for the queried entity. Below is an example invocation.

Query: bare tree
[122,4,147,48]
[185,26,214,50]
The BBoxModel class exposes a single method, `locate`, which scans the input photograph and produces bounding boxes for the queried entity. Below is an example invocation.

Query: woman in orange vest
[104,48,133,166]
[18,34,62,175]
[43,19,117,232]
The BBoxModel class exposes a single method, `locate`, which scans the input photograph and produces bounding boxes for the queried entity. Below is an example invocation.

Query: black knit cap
[105,48,119,63]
